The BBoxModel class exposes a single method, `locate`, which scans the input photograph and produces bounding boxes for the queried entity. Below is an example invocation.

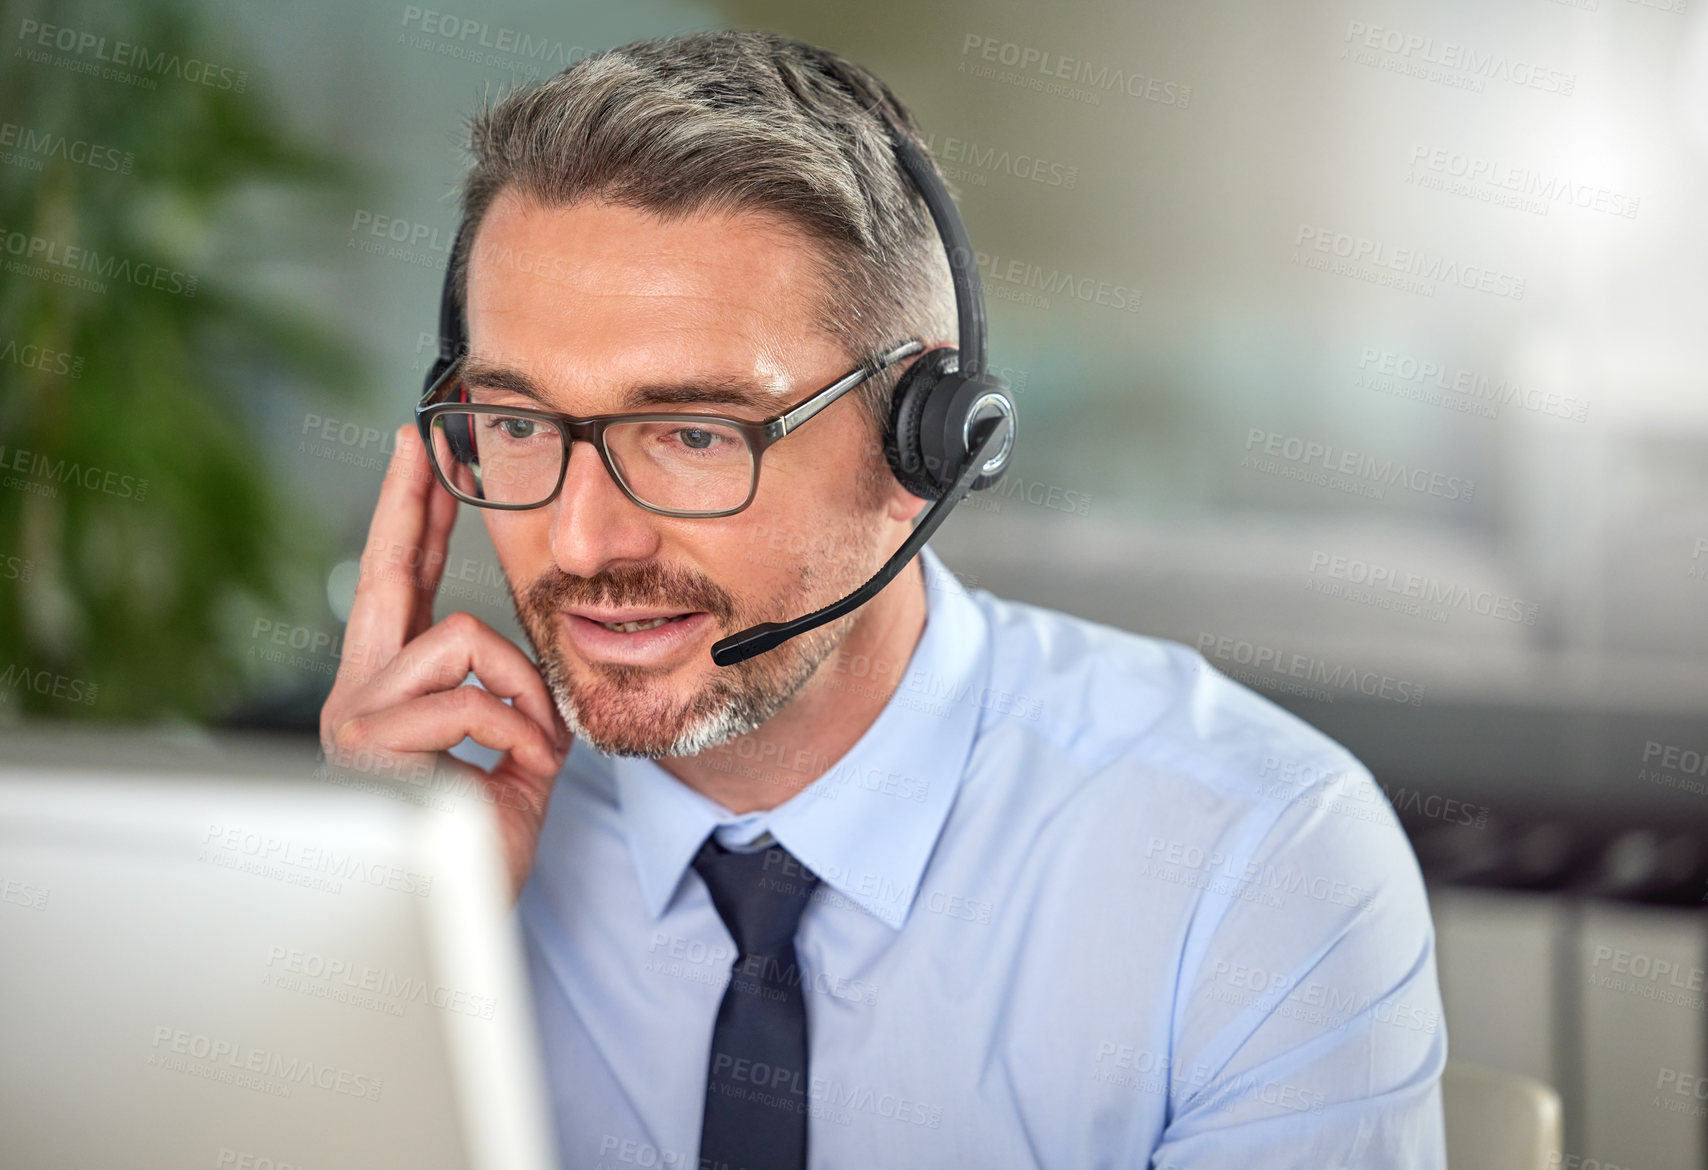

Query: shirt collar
[610,543,991,931]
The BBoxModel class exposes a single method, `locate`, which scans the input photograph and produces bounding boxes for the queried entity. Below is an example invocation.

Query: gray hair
[452,28,958,444]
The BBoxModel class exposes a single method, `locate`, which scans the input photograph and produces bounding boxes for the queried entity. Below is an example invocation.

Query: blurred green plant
[0,0,368,721]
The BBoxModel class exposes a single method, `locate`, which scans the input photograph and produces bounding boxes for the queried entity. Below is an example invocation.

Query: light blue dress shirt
[513,543,1448,1169]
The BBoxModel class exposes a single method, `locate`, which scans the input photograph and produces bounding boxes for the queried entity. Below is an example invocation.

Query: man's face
[463,190,922,758]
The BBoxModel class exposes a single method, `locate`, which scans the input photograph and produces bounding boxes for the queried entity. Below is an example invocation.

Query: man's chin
[540,653,762,759]
[515,562,873,760]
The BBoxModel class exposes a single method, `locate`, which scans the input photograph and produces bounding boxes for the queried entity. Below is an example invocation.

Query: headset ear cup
[445,376,476,465]
[447,415,476,465]
[884,347,960,500]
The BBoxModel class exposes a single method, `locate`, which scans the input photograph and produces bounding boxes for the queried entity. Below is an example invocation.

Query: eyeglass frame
[413,338,926,518]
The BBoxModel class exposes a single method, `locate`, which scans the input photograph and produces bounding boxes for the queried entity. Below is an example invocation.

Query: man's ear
[856,442,925,522]
[854,414,928,522]
[886,479,930,524]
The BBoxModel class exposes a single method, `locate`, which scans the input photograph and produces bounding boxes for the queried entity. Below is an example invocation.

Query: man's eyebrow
[621,378,780,411]
[460,361,546,402]
[460,360,783,413]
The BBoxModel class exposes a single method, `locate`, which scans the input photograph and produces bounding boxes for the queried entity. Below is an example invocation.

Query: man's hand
[320,424,571,902]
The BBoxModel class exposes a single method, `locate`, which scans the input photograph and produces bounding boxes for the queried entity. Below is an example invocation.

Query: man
[321,29,1447,1170]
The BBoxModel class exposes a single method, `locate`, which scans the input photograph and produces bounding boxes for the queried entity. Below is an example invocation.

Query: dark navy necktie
[691,834,823,1170]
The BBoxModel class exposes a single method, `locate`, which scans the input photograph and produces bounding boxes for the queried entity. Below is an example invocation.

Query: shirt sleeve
[1146,763,1449,1169]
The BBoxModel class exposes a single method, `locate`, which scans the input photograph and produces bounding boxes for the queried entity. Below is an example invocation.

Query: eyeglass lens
[425,409,756,513]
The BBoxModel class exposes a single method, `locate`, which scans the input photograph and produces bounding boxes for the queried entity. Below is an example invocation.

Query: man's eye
[677,427,718,450]
[496,417,537,439]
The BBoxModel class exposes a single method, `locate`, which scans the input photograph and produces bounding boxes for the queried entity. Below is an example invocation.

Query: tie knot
[691,837,822,958]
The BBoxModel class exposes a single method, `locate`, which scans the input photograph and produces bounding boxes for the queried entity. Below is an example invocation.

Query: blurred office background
[3,0,1708,1163]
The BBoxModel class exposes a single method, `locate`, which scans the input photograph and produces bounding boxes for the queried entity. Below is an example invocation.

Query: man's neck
[657,557,928,814]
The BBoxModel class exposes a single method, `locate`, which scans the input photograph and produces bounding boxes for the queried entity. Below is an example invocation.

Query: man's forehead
[462,194,837,408]
[465,192,825,311]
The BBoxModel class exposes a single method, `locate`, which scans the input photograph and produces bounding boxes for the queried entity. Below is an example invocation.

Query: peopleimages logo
[15,19,248,91]
[0,227,198,297]
[959,34,1191,108]
[1356,347,1588,423]
[263,945,496,1019]
[397,6,592,73]
[1341,21,1576,96]
[1642,740,1708,778]
[1407,144,1640,220]
[1308,551,1539,625]
[0,663,97,705]
[149,1025,382,1101]
[0,444,149,502]
[1242,428,1477,504]
[1295,224,1525,302]
[1197,631,1427,707]
[348,210,455,253]
[920,132,1079,190]
[0,121,133,174]
[973,248,1142,313]
[0,336,83,379]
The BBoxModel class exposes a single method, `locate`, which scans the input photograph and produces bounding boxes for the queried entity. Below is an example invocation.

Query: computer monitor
[0,726,559,1170]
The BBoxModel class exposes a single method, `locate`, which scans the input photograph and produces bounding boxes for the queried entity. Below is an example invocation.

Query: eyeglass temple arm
[768,339,925,440]
[709,410,1010,667]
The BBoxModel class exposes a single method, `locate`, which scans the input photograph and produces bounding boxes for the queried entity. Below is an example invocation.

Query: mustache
[520,560,739,627]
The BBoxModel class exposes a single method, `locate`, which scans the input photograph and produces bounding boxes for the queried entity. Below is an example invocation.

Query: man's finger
[410,466,463,642]
[359,611,562,746]
[336,686,564,779]
[344,424,442,667]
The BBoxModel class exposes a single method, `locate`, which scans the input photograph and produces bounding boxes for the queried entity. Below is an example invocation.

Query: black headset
[422,94,1016,668]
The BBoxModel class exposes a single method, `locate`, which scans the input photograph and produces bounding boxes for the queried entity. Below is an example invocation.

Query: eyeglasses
[415,339,925,517]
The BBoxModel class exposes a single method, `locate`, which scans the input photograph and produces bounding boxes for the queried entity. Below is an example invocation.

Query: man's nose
[547,439,659,577]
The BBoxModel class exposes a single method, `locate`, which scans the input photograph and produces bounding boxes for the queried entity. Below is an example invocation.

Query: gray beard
[532,603,860,759]
[510,507,885,760]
